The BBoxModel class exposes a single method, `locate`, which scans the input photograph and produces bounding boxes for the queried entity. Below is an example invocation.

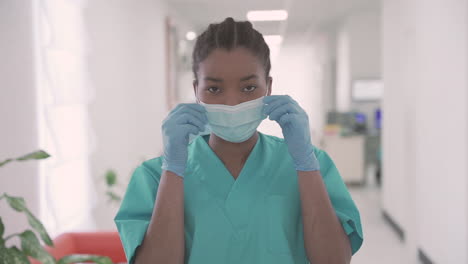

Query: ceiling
[165,0,380,42]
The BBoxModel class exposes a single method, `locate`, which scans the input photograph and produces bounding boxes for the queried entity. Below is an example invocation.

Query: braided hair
[192,17,271,83]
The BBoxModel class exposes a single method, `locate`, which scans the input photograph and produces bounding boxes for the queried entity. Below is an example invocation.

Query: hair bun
[224,17,235,24]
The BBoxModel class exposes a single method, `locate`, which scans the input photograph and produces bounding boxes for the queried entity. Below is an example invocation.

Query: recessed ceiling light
[186,31,197,41]
[247,10,288,21]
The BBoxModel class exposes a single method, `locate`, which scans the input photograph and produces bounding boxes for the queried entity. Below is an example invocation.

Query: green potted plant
[103,170,122,205]
[0,150,113,264]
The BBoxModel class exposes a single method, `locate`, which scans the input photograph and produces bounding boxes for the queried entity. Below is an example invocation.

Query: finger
[266,96,304,116]
[263,95,288,105]
[163,104,183,124]
[288,97,300,107]
[179,124,200,137]
[269,103,298,121]
[182,108,208,123]
[186,103,207,114]
[175,113,206,131]
[167,104,184,116]
[171,106,208,124]
[163,110,207,132]
[263,96,291,115]
[170,103,207,119]
[263,94,298,105]
[263,96,284,109]
[278,113,297,126]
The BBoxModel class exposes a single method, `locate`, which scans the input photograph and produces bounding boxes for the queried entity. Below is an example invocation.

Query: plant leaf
[57,254,113,264]
[19,230,56,264]
[0,247,15,264]
[0,217,4,248]
[4,194,27,212]
[16,150,50,161]
[25,211,53,247]
[5,194,54,247]
[106,191,122,202]
[9,246,31,264]
[105,170,117,187]
[4,194,53,247]
[0,159,13,167]
[0,216,4,238]
[0,246,35,264]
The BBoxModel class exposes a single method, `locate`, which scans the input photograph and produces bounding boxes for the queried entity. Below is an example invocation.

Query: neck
[208,131,259,164]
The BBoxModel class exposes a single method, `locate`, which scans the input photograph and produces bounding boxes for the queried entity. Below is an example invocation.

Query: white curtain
[36,0,97,237]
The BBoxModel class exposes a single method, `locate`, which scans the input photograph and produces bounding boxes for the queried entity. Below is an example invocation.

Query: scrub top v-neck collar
[193,132,263,199]
[201,133,260,180]
[190,132,269,240]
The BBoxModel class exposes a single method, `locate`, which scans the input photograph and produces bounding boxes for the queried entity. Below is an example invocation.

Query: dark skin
[193,47,352,263]
[135,46,351,263]
[193,47,272,180]
[134,47,272,264]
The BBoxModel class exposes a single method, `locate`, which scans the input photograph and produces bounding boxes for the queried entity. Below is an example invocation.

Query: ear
[193,79,199,103]
[267,76,273,96]
[193,79,198,94]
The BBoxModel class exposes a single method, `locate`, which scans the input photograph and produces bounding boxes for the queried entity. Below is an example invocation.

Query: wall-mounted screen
[352,79,384,101]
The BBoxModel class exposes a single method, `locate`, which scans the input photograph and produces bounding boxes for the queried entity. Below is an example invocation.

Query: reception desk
[321,134,366,185]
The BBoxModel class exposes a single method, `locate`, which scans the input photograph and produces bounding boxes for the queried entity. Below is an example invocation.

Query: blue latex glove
[263,95,320,171]
[161,103,208,178]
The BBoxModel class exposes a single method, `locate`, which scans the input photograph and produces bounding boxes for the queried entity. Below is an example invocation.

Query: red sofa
[28,231,127,264]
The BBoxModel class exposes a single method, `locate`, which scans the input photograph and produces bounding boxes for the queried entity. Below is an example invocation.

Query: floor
[348,185,417,264]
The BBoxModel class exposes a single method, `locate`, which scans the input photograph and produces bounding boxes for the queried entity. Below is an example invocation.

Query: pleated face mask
[198,96,268,143]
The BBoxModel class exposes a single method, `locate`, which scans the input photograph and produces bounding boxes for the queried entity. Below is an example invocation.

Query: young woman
[114,17,363,264]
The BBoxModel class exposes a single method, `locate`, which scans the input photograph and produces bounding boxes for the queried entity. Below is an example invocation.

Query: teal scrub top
[114,132,363,264]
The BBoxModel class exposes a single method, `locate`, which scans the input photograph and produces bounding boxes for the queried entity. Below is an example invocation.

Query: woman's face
[193,47,272,105]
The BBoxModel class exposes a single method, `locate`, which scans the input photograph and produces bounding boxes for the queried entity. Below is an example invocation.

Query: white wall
[382,0,468,263]
[348,10,381,80]
[164,4,200,105]
[336,9,382,112]
[347,9,382,134]
[84,0,168,230]
[258,32,330,145]
[336,27,351,112]
[382,1,418,261]
[0,0,40,246]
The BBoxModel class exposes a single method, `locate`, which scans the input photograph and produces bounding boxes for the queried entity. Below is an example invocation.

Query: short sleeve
[114,162,161,264]
[316,149,364,255]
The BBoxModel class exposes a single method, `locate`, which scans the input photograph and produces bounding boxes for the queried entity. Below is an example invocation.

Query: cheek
[194,86,215,104]
[257,86,269,96]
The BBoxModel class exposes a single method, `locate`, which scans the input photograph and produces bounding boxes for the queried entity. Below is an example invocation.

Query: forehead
[198,47,264,79]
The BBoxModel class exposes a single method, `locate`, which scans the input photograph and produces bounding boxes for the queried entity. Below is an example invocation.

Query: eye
[243,85,257,92]
[207,87,220,94]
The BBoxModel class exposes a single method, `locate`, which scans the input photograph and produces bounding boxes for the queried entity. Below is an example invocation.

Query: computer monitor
[375,109,382,130]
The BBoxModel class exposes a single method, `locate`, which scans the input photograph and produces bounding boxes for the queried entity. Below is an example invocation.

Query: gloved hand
[263,95,320,171]
[161,103,208,178]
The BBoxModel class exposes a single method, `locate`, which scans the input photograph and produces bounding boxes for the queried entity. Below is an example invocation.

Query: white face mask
[195,89,269,143]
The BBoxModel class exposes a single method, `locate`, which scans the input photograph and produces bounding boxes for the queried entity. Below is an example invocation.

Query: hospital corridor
[1,0,467,263]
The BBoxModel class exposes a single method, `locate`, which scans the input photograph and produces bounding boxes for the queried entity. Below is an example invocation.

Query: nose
[224,98,242,106]
[223,89,243,106]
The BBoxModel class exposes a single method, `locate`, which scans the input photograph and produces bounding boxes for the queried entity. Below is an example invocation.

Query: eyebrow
[204,74,259,83]
[240,74,259,81]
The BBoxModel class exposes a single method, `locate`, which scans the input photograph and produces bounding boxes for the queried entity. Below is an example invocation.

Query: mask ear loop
[195,84,201,104]
[264,84,271,97]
